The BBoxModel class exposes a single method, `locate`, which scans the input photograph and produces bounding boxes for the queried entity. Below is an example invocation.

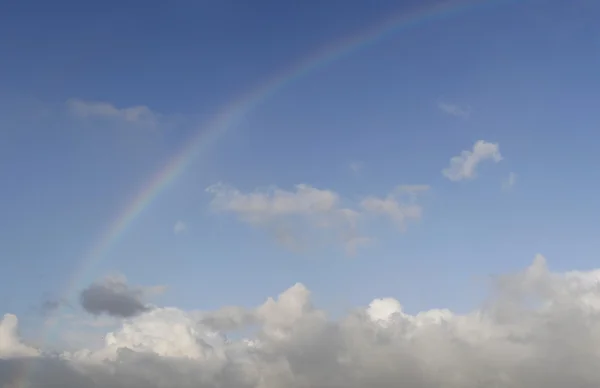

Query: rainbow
[43,0,504,346]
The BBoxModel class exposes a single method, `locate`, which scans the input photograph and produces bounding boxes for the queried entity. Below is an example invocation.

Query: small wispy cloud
[360,185,429,232]
[503,172,517,190]
[442,140,502,182]
[66,98,160,127]
[349,161,364,175]
[173,220,187,235]
[437,101,471,119]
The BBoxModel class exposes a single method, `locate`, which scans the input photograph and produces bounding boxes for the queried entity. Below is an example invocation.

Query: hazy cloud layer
[206,183,427,254]
[5,256,600,387]
[79,275,157,318]
[443,140,503,181]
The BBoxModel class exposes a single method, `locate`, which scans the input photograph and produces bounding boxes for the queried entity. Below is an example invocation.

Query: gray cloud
[198,305,257,332]
[79,275,151,318]
[5,256,600,387]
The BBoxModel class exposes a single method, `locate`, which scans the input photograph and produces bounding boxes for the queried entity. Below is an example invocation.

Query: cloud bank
[4,256,600,387]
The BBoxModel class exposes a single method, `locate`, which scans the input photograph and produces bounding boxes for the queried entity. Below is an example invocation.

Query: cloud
[7,255,600,387]
[173,220,187,235]
[206,183,344,222]
[503,172,517,190]
[79,275,160,318]
[360,185,429,231]
[442,140,503,181]
[437,101,471,118]
[199,306,257,332]
[206,183,425,254]
[40,298,70,316]
[0,314,39,359]
[66,99,160,127]
[349,161,364,175]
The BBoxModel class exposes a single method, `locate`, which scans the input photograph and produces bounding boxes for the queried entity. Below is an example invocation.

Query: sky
[2,0,600,386]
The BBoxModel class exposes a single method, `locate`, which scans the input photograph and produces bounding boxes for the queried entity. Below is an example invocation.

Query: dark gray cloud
[79,276,151,318]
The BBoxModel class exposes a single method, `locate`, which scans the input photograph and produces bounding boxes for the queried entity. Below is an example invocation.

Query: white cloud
[66,98,160,127]
[442,140,503,181]
[206,183,426,254]
[173,220,187,235]
[360,185,429,231]
[438,101,471,118]
[0,314,39,359]
[7,255,600,387]
[206,183,343,222]
[503,172,517,190]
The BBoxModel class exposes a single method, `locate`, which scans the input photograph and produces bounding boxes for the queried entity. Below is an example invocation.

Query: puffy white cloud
[437,101,471,118]
[0,314,39,359]
[66,98,159,127]
[206,183,426,254]
[6,255,600,387]
[442,140,503,181]
[199,306,257,332]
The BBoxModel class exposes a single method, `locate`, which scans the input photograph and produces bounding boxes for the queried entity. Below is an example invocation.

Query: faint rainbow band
[42,0,505,355]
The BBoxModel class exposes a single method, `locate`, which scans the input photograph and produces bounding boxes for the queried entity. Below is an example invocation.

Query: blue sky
[2,0,600,340]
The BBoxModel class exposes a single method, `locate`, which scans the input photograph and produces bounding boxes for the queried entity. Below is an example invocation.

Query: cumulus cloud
[206,183,426,254]
[438,101,471,118]
[173,220,187,235]
[66,98,160,127]
[6,255,600,387]
[79,275,161,318]
[442,140,503,181]
[0,314,39,359]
